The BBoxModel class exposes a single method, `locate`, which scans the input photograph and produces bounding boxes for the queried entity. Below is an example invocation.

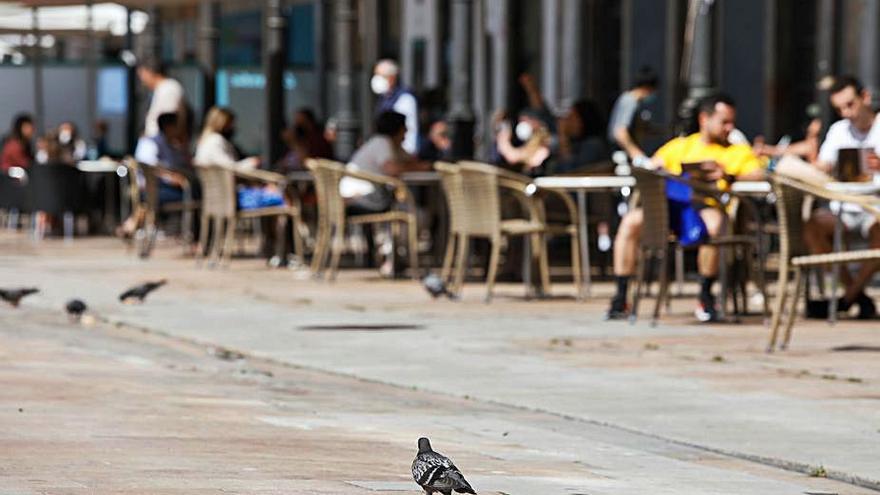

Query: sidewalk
[2,233,879,493]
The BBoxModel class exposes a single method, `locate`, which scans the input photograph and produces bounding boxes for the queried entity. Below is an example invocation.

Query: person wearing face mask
[371,59,419,155]
[56,122,88,165]
[608,66,659,164]
[494,111,552,175]
[605,94,766,323]
[194,107,260,170]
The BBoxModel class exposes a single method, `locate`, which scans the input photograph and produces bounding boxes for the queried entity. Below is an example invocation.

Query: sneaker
[694,302,719,323]
[604,298,629,320]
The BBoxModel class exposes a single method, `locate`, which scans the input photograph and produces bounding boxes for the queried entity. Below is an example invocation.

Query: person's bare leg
[697,208,725,278]
[844,223,880,301]
[806,209,855,297]
[613,209,643,276]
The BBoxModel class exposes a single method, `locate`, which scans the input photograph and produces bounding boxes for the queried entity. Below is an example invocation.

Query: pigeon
[119,279,167,303]
[423,274,454,299]
[0,288,39,307]
[412,438,476,495]
[65,299,87,321]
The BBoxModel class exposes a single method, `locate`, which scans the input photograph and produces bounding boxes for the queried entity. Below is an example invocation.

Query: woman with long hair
[1,113,35,171]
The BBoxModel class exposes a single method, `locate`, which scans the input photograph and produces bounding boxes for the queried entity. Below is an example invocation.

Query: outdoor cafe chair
[435,161,550,301]
[195,164,305,267]
[767,174,880,351]
[459,161,583,297]
[29,163,87,241]
[629,167,767,325]
[306,158,418,280]
[126,158,200,258]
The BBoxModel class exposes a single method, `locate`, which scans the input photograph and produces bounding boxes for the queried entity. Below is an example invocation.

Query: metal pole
[560,0,583,111]
[448,0,475,160]
[198,0,219,114]
[815,0,836,133]
[677,0,715,131]
[333,0,358,160]
[86,1,97,142]
[32,7,45,135]
[360,0,379,142]
[860,0,879,108]
[125,8,138,149]
[263,0,286,167]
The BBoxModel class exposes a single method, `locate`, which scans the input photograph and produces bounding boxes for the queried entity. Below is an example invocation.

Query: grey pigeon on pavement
[411,437,476,495]
[423,274,454,299]
[119,279,167,303]
[0,288,39,307]
[65,299,87,321]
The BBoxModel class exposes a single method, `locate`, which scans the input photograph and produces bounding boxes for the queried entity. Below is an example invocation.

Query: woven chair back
[195,165,236,217]
[632,167,670,250]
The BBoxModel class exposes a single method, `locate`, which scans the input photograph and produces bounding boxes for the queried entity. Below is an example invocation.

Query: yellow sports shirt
[654,133,764,188]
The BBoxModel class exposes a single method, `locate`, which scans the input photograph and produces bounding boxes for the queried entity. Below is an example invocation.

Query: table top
[533,175,636,190]
[730,181,772,194]
[77,160,122,174]
[286,170,441,185]
[826,182,880,195]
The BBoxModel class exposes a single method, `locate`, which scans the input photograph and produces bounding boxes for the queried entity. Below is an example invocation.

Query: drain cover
[298,324,424,331]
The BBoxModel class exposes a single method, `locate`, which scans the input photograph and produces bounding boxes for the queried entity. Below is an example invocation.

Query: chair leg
[536,234,551,297]
[781,268,805,350]
[291,212,306,267]
[767,263,791,352]
[484,236,503,303]
[329,223,345,281]
[407,218,419,279]
[221,217,236,267]
[196,214,209,264]
[452,234,470,297]
[210,216,225,266]
[652,249,669,327]
[441,233,456,283]
[755,245,770,319]
[570,233,583,299]
[630,249,649,324]
[675,243,685,296]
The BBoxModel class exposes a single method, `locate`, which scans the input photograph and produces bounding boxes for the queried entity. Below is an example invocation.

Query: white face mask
[58,130,72,145]
[515,121,533,141]
[35,149,48,164]
[371,75,390,95]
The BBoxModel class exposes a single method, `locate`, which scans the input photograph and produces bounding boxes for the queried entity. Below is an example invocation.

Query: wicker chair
[459,161,583,297]
[195,164,305,267]
[306,158,418,280]
[435,161,550,301]
[767,174,880,351]
[629,167,766,325]
[129,158,200,258]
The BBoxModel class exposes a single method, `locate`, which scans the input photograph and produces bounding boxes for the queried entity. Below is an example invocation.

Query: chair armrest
[233,167,287,185]
[536,187,579,227]
[343,167,416,210]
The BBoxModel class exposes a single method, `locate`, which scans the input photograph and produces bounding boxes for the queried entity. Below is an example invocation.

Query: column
[263,0,286,166]
[678,0,715,127]
[125,8,137,150]
[859,0,880,107]
[334,0,359,160]
[360,0,379,140]
[560,0,583,110]
[198,0,219,112]
[815,0,836,131]
[32,7,45,135]
[541,0,560,112]
[448,0,475,160]
[86,1,96,142]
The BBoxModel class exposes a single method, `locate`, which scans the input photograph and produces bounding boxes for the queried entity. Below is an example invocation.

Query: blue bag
[665,176,708,247]
[237,187,285,210]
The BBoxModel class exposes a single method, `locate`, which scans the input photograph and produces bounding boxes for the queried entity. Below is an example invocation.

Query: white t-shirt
[144,78,185,137]
[818,114,880,166]
[392,92,418,154]
[194,132,252,170]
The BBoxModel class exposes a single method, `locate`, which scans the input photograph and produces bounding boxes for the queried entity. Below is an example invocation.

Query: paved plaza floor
[1,232,878,494]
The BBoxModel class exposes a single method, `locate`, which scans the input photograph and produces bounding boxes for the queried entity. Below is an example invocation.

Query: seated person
[344,111,428,214]
[1,113,35,172]
[606,93,766,322]
[134,112,190,205]
[554,99,609,174]
[803,75,880,318]
[276,108,334,172]
[495,110,552,176]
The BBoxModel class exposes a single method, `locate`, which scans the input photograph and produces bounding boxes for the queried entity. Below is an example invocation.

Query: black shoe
[856,293,877,319]
[604,298,629,320]
[806,299,830,319]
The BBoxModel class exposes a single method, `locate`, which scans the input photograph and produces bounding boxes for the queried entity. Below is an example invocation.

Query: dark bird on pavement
[65,299,87,320]
[423,274,454,299]
[412,437,476,495]
[119,279,167,303]
[0,288,39,307]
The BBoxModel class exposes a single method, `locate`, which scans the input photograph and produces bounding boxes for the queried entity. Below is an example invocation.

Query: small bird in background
[65,299,87,322]
[423,274,454,300]
[119,279,167,304]
[0,288,39,307]
[412,437,476,495]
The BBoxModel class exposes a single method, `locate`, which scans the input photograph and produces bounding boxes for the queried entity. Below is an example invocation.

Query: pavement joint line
[91,312,880,494]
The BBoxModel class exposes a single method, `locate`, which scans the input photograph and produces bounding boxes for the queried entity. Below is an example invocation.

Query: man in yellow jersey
[606,94,766,322]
